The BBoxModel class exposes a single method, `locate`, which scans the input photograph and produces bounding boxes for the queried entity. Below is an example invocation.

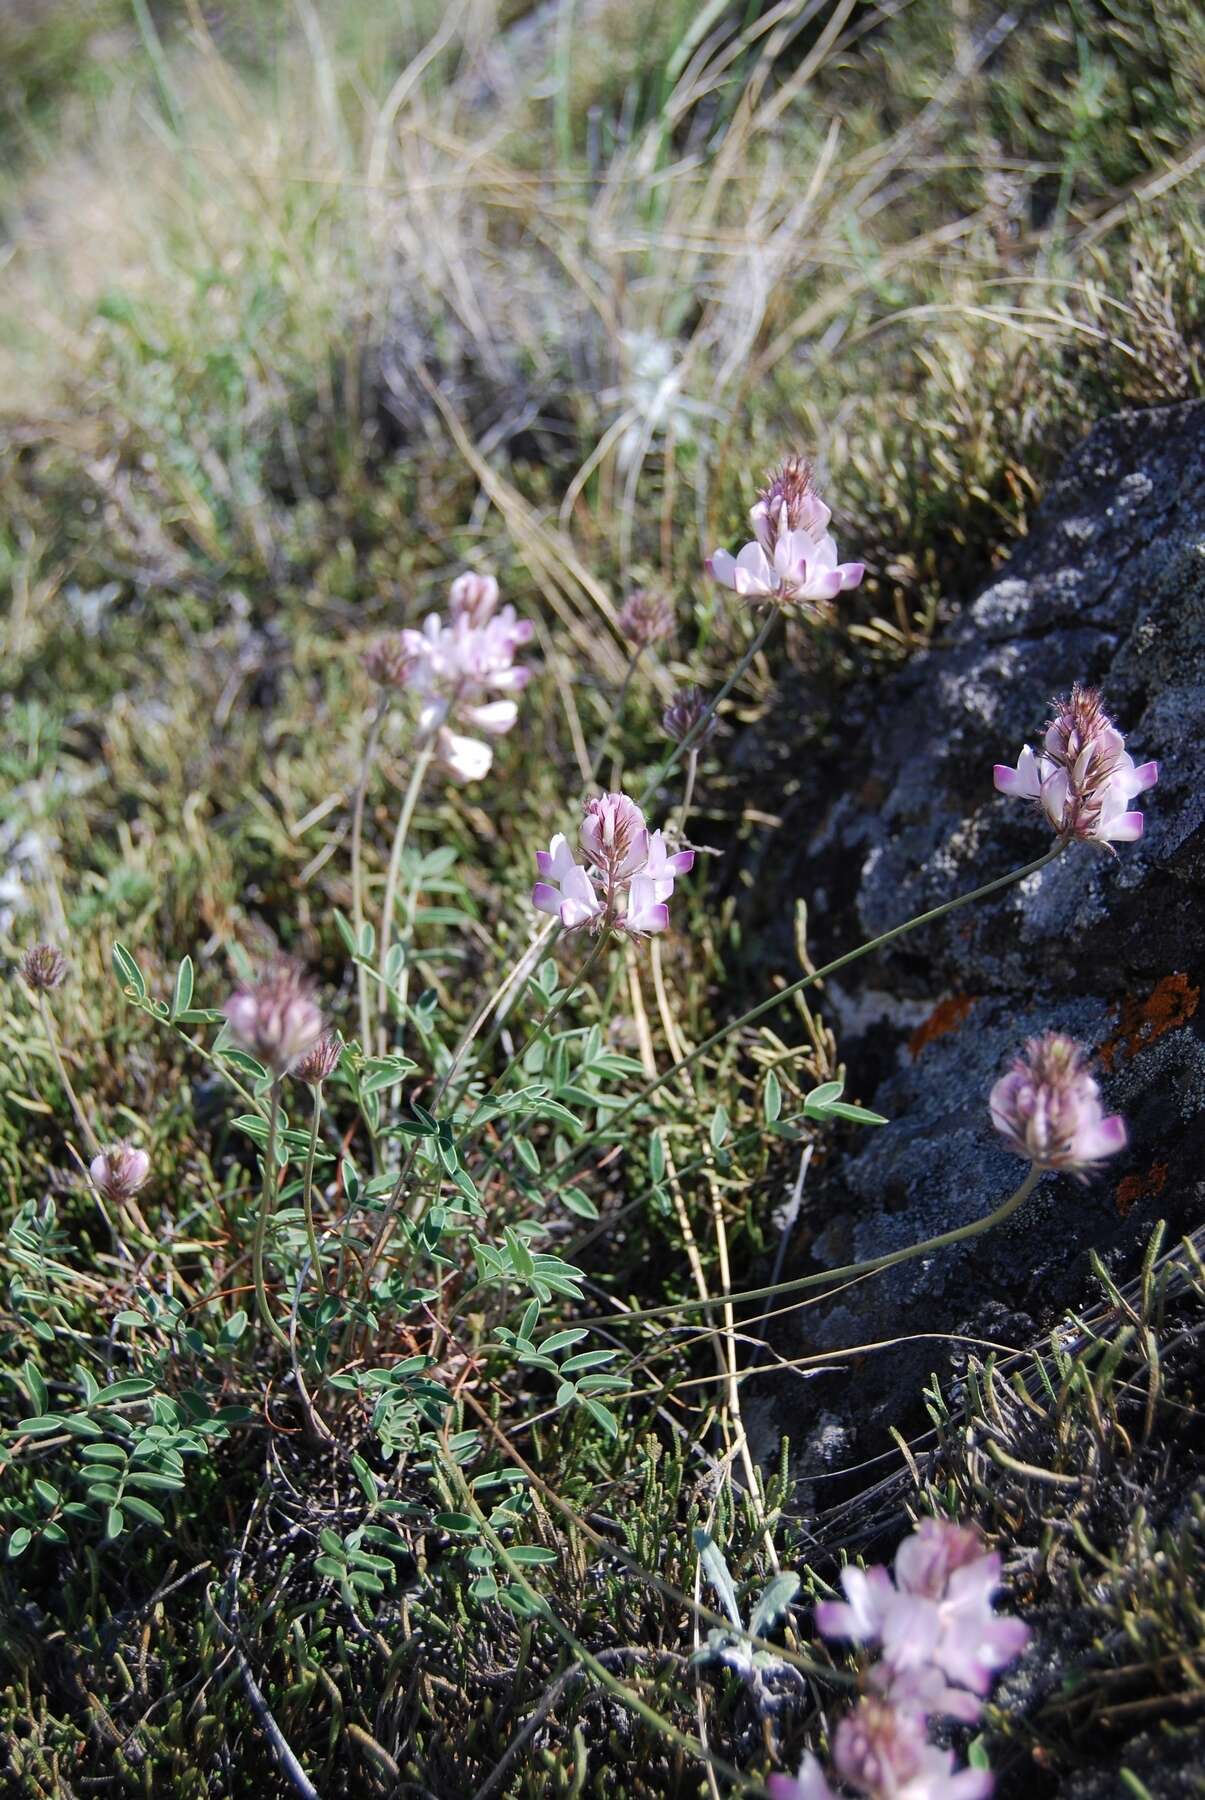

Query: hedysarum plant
[994,684,1158,847]
[707,456,865,614]
[532,792,694,937]
[989,1031,1126,1177]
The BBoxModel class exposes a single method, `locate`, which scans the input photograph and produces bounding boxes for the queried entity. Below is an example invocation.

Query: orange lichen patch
[1115,1159,1168,1219]
[909,994,977,1061]
[1099,973,1200,1072]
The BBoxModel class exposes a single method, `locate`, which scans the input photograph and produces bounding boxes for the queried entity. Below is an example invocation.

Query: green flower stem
[376,735,436,1049]
[636,607,777,810]
[545,842,1064,1193]
[38,995,99,1156]
[351,698,387,1055]
[253,1080,288,1345]
[301,1084,324,1287]
[588,1164,1044,1327]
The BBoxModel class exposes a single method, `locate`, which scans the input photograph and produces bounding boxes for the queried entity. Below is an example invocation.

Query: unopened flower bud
[662,685,719,747]
[294,1031,342,1086]
[362,633,417,690]
[618,588,674,649]
[90,1143,151,1204]
[448,571,500,628]
[20,943,68,993]
[223,962,326,1077]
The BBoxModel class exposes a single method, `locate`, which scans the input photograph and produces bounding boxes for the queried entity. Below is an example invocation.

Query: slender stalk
[677,745,700,836]
[38,996,99,1155]
[439,918,559,1116]
[351,699,386,1053]
[586,1165,1043,1326]
[589,647,642,782]
[376,737,437,1047]
[253,1080,287,1345]
[301,1084,323,1288]
[471,931,609,1118]
[637,608,777,809]
[546,843,1063,1191]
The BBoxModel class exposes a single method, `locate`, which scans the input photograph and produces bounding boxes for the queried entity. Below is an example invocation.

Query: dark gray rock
[755,397,1205,1467]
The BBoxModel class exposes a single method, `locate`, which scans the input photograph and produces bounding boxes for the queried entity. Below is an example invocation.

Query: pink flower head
[581,792,649,879]
[817,1518,1030,1703]
[770,1700,993,1800]
[394,571,533,782]
[989,1031,1126,1178]
[618,588,675,649]
[994,685,1157,848]
[532,794,694,939]
[707,457,864,614]
[223,962,326,1077]
[90,1142,151,1204]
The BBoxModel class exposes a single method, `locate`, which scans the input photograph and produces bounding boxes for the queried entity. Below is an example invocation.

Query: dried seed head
[20,943,67,993]
[90,1143,151,1204]
[662,685,719,747]
[618,588,674,650]
[223,962,326,1077]
[293,1030,342,1086]
[362,633,418,690]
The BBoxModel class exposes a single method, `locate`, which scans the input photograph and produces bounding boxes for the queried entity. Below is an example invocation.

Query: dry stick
[544,842,1064,1205]
[376,736,437,1053]
[350,699,386,1053]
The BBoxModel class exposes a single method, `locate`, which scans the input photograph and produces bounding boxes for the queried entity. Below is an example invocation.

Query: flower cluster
[90,1143,151,1205]
[994,685,1158,848]
[771,1519,1029,1800]
[990,1032,1125,1178]
[20,943,67,993]
[223,962,326,1077]
[532,792,694,937]
[364,571,533,783]
[707,456,864,613]
[618,587,674,649]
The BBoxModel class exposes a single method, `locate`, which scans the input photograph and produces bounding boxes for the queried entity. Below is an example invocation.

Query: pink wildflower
[769,1699,993,1800]
[223,963,326,1077]
[618,588,675,649]
[817,1519,1030,1700]
[989,1032,1126,1178]
[707,457,864,613]
[994,685,1157,847]
[532,793,694,938]
[365,570,532,783]
[90,1143,151,1204]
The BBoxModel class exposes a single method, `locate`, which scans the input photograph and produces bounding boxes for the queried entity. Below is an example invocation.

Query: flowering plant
[994,685,1157,847]
[532,791,694,937]
[707,457,865,612]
